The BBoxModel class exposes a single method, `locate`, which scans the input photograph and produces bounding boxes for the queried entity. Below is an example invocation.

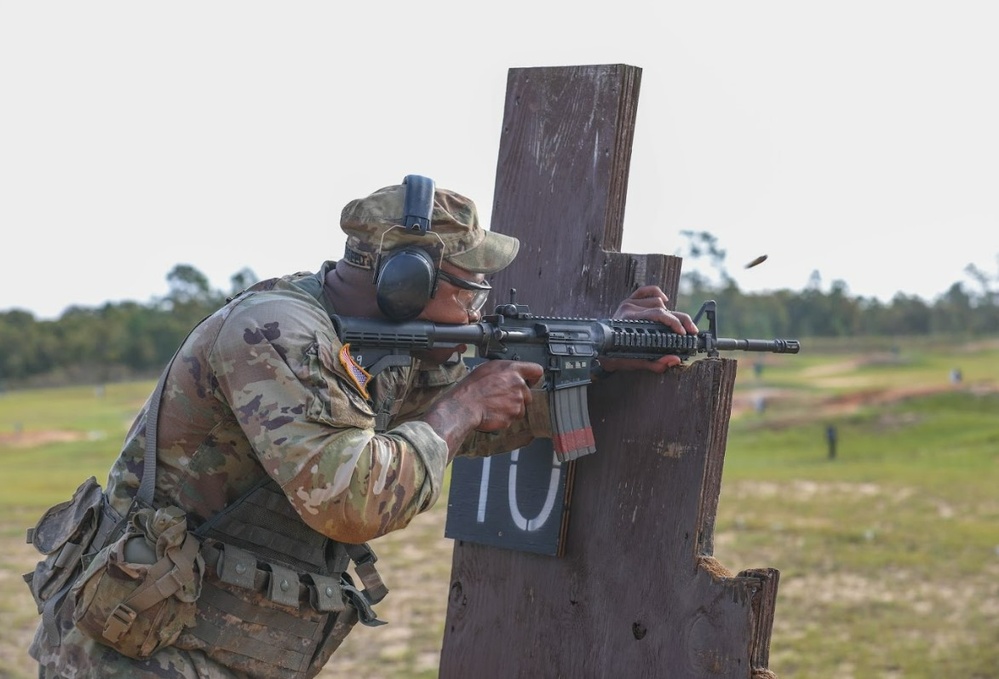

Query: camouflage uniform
[30,183,548,678]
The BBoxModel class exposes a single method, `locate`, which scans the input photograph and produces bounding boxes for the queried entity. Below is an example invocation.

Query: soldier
[27,178,697,678]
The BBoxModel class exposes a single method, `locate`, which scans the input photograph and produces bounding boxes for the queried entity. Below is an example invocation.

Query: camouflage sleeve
[398,358,553,459]
[209,291,447,544]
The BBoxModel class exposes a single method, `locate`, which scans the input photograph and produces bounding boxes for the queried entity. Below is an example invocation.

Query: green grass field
[1,339,997,679]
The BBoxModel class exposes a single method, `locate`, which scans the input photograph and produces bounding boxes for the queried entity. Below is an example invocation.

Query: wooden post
[439,64,779,678]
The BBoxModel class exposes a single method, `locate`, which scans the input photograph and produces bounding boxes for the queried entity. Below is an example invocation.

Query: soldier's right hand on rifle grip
[459,360,543,432]
[422,360,543,460]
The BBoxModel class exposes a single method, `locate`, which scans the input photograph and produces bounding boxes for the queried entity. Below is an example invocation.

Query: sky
[2,2,997,320]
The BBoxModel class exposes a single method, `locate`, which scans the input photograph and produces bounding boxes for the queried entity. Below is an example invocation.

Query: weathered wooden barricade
[440,64,779,678]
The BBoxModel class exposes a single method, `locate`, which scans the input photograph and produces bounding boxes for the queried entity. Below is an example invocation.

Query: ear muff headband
[401,174,435,233]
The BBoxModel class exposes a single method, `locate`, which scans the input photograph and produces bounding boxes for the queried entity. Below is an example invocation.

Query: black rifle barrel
[712,338,800,354]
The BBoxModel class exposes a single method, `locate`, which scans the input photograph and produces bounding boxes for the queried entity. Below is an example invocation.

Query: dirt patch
[0,430,85,448]
[800,359,866,378]
[799,353,907,378]
[726,479,895,502]
[732,382,996,421]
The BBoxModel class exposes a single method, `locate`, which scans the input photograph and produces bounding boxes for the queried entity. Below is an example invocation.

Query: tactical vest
[175,476,387,679]
[146,280,388,678]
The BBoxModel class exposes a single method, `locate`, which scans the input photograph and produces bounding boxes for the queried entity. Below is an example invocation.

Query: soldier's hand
[449,360,543,432]
[602,285,699,373]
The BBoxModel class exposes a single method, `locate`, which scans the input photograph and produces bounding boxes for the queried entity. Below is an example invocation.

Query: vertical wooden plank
[487,64,679,313]
[440,64,778,678]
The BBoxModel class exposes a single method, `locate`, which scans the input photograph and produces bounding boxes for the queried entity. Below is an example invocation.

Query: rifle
[331,292,800,462]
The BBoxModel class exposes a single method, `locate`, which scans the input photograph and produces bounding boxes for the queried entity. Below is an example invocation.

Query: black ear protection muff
[374,175,444,321]
[374,246,437,321]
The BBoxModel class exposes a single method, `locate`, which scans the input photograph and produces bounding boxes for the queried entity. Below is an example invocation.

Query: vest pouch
[176,539,360,679]
[171,477,387,679]
[71,505,204,659]
[23,476,109,612]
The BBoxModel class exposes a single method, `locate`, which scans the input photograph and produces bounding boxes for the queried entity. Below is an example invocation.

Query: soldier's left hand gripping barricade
[333,294,800,462]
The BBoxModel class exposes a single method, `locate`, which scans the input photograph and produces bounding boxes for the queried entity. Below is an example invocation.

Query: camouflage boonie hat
[340,183,520,274]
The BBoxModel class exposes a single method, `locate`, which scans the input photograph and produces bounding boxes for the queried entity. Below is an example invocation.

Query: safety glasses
[437,269,492,315]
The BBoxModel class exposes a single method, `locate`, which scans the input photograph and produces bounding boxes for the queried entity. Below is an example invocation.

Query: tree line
[674,231,999,339]
[1,250,997,389]
[0,265,256,388]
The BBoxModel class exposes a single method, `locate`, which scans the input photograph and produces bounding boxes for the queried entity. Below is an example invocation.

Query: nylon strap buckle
[104,603,138,642]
